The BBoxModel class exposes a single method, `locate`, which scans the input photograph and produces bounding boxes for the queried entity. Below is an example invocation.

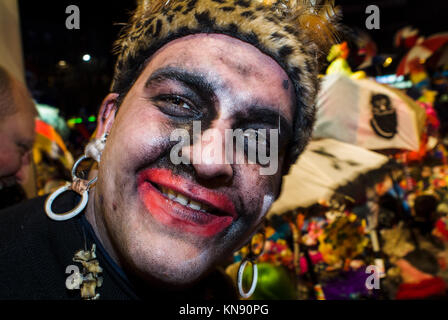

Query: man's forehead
[146,34,291,82]
[134,34,294,117]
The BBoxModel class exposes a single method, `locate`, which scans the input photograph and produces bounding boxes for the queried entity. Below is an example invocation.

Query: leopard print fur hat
[111,0,340,165]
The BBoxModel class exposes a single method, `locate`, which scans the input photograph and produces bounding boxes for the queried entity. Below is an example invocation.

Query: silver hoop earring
[45,133,108,221]
[237,259,258,299]
[237,228,265,299]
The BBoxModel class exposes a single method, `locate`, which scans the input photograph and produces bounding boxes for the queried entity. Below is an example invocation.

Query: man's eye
[164,97,191,110]
[153,95,199,118]
[242,129,271,165]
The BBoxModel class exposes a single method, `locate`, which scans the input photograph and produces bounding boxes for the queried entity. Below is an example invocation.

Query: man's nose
[183,127,233,182]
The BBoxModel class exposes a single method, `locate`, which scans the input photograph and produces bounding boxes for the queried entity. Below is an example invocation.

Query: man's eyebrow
[233,106,293,140]
[145,67,216,99]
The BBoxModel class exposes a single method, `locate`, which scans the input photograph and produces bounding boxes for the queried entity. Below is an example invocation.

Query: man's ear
[95,93,119,139]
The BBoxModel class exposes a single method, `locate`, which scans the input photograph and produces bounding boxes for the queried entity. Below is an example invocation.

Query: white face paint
[232,194,275,253]
[261,194,274,215]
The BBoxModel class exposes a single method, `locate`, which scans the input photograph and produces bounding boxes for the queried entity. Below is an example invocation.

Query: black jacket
[0,193,237,300]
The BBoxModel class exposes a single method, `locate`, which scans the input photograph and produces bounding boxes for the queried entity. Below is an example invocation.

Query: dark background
[18,0,448,119]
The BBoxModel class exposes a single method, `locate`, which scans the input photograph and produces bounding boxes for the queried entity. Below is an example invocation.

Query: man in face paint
[82,0,340,289]
[88,34,295,286]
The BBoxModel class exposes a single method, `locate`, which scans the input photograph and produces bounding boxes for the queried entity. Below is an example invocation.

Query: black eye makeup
[241,129,272,166]
[150,94,201,118]
[232,107,292,146]
[144,67,218,121]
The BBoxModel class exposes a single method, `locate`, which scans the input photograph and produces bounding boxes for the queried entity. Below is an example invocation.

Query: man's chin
[125,249,215,289]
[118,227,218,282]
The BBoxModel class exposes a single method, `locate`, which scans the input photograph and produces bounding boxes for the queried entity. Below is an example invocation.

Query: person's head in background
[0,65,37,190]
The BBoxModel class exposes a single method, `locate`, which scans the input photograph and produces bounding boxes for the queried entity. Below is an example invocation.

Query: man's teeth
[160,186,212,212]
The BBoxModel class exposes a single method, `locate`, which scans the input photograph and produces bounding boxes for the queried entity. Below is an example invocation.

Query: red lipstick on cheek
[137,168,236,237]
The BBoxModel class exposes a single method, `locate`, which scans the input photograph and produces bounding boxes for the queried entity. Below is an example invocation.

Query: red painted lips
[137,168,237,237]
